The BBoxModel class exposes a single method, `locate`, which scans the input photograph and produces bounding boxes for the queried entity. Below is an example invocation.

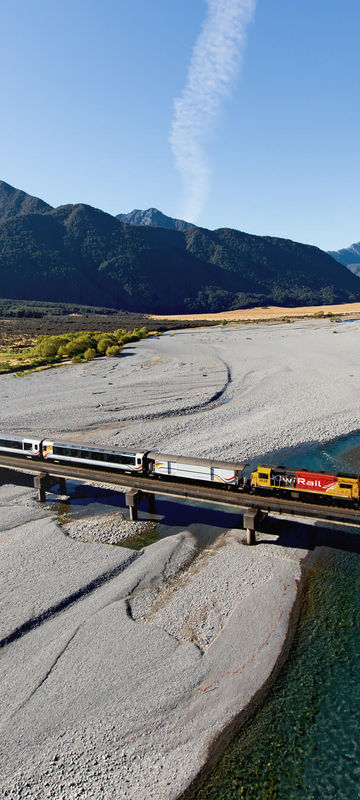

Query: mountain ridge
[0,180,52,222]
[328,241,360,277]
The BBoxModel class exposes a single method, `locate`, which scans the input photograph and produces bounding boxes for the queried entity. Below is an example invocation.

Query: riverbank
[1,317,359,798]
[181,543,320,800]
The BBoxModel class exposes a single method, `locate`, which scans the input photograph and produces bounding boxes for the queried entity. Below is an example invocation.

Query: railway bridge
[1,453,360,544]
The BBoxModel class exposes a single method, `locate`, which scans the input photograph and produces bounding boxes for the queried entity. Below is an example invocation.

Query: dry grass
[149,302,360,323]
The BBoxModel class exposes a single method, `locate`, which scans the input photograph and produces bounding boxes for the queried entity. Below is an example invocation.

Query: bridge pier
[34,473,67,502]
[243,508,267,545]
[34,472,48,502]
[125,489,144,521]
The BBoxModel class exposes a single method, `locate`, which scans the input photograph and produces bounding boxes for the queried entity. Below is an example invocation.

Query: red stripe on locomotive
[296,471,338,493]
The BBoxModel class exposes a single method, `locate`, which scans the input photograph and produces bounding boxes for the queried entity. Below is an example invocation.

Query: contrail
[170,0,257,223]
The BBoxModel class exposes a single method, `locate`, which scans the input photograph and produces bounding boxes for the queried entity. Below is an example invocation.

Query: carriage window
[120,455,136,465]
[23,443,33,450]
[0,439,20,449]
[101,453,135,465]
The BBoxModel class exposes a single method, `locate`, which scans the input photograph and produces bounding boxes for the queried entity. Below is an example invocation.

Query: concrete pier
[34,473,68,502]
[125,488,143,521]
[244,508,264,545]
[34,472,48,502]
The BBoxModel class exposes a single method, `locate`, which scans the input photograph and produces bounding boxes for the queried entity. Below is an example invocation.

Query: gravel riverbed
[1,318,358,799]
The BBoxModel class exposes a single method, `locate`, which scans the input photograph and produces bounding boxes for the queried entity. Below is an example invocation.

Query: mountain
[328,242,360,277]
[115,207,193,232]
[1,182,360,313]
[0,180,52,222]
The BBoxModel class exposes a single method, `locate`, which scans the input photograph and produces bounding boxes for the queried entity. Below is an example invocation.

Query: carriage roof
[147,452,246,471]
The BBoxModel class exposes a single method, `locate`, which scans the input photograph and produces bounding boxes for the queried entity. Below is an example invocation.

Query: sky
[0,0,359,251]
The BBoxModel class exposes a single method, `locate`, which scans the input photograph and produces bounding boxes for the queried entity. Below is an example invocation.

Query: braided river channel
[187,432,360,800]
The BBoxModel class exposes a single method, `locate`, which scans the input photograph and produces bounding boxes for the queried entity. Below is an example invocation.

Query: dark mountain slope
[0,180,52,222]
[1,199,359,312]
[328,242,360,277]
[180,226,360,307]
[116,207,193,232]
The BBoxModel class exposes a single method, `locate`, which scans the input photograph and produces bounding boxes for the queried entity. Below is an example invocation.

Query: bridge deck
[1,454,360,528]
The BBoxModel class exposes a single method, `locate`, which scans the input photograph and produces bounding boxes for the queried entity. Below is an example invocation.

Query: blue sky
[1,0,359,250]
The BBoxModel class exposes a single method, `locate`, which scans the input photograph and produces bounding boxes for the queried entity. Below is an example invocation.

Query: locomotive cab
[250,466,272,490]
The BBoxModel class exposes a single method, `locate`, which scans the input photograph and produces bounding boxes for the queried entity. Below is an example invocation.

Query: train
[0,433,359,507]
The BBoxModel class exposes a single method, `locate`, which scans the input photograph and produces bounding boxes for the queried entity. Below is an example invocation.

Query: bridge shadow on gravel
[257,515,360,555]
[0,467,34,488]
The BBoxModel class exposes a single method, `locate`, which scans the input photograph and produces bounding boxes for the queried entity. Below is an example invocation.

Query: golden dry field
[149,302,360,323]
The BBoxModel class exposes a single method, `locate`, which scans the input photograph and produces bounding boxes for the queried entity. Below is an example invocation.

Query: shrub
[97,335,117,354]
[114,328,127,341]
[57,345,67,357]
[33,337,59,358]
[64,340,85,356]
[84,348,97,361]
[106,345,121,357]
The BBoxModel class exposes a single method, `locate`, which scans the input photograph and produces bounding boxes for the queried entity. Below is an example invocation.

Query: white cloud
[170,0,257,223]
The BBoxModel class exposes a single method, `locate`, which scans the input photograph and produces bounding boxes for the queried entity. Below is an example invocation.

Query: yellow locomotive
[251,465,359,503]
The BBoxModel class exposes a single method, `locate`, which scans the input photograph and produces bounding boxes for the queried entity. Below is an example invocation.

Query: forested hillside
[1,181,359,312]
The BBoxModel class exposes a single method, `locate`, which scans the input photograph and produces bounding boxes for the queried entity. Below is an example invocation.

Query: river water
[188,432,360,800]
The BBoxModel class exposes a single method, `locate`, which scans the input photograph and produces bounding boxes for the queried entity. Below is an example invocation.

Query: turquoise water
[187,432,360,800]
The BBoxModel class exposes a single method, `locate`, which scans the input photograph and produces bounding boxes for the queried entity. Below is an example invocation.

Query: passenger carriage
[41,440,146,473]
